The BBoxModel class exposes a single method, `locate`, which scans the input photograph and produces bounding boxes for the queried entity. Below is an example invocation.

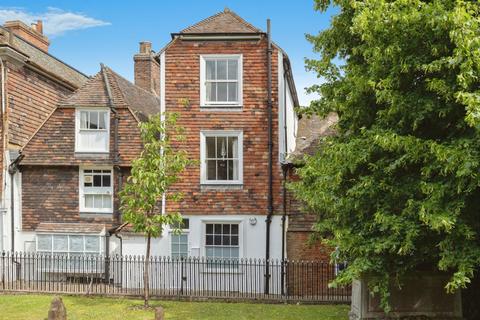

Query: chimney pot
[139,41,152,54]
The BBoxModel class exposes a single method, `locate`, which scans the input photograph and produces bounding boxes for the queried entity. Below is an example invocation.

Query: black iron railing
[0,251,350,303]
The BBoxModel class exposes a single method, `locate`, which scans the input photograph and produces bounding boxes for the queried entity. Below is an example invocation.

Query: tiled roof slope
[60,66,159,119]
[20,65,158,166]
[288,112,339,162]
[180,8,262,34]
[0,26,88,88]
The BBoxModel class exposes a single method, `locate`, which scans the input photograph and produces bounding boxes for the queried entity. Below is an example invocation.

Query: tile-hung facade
[121,8,299,261]
[0,20,88,252]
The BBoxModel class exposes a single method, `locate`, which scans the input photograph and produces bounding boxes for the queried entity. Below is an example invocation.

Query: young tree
[120,113,191,307]
[292,0,480,309]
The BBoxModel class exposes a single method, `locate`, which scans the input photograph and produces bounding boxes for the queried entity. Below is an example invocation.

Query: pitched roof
[36,222,108,234]
[0,26,88,89]
[60,65,159,119]
[179,8,262,34]
[288,112,339,162]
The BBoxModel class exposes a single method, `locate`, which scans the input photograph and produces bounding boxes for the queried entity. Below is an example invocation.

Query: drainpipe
[281,67,289,295]
[264,18,273,295]
[101,64,121,223]
[8,154,23,253]
[0,57,5,252]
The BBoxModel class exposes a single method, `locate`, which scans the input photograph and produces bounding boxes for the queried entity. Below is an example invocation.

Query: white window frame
[200,54,243,107]
[75,108,110,153]
[201,219,243,260]
[36,233,102,255]
[169,218,190,258]
[79,166,113,213]
[200,131,243,185]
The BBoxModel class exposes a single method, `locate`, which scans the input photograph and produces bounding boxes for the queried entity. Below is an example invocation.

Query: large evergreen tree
[292,0,480,308]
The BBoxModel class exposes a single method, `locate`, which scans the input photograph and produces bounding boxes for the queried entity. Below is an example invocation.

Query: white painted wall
[277,52,298,163]
[121,215,283,260]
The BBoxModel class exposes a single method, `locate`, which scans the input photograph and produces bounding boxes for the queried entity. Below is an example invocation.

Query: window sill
[79,212,113,218]
[200,184,243,191]
[200,105,243,112]
[75,152,110,158]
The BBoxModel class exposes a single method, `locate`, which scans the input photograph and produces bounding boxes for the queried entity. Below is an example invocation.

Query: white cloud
[0,7,110,37]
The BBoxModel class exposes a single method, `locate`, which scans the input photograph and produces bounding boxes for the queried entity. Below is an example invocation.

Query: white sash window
[79,168,113,213]
[75,108,109,153]
[200,54,242,107]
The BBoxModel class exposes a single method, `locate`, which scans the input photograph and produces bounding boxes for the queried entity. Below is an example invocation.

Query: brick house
[17,64,158,255]
[10,9,302,262]
[0,20,88,252]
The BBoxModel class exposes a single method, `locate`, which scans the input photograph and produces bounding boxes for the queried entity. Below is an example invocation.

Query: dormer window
[75,108,109,153]
[200,54,243,107]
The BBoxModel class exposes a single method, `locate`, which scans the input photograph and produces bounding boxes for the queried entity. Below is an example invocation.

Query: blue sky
[0,1,337,106]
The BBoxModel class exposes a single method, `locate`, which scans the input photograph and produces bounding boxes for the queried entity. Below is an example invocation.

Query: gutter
[264,19,273,295]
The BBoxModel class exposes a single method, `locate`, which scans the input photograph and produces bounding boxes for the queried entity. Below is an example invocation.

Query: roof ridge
[180,9,261,34]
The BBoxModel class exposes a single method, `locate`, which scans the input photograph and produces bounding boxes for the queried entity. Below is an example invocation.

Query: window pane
[85,195,94,208]
[217,82,228,101]
[206,82,217,102]
[217,60,227,80]
[70,236,84,252]
[89,112,99,129]
[38,235,52,251]
[222,224,230,234]
[231,224,239,235]
[227,137,238,158]
[206,224,213,234]
[217,160,228,180]
[214,235,221,245]
[206,235,213,245]
[231,236,239,246]
[98,112,107,129]
[230,247,239,259]
[206,137,216,158]
[103,195,112,209]
[94,195,102,208]
[93,175,102,187]
[206,247,214,258]
[228,59,238,80]
[84,173,93,187]
[53,235,68,251]
[80,111,88,129]
[228,83,238,102]
[223,235,231,245]
[207,160,216,180]
[216,137,227,158]
[102,174,111,187]
[228,160,239,180]
[85,237,99,252]
[214,224,221,234]
[206,60,215,80]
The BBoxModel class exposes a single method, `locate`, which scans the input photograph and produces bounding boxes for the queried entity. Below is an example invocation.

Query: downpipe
[0,57,5,252]
[264,18,273,295]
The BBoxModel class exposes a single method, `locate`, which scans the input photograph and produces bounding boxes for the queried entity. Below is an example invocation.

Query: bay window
[200,131,243,185]
[79,168,113,213]
[75,108,109,153]
[200,54,242,107]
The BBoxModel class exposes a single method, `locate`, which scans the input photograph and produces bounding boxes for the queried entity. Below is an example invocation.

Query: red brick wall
[21,165,129,231]
[164,38,284,216]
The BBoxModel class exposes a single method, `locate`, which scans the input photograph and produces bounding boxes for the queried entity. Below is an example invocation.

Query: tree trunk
[144,233,151,308]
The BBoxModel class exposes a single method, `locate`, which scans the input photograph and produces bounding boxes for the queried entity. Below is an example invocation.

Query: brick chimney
[134,41,160,95]
[4,20,49,52]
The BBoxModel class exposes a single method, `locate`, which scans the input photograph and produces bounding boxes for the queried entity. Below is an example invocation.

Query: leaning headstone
[48,296,67,320]
[154,307,164,320]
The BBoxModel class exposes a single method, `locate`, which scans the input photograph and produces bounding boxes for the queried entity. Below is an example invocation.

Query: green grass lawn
[0,294,349,320]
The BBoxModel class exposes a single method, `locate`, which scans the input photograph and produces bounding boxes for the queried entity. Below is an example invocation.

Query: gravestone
[155,307,164,320]
[350,274,463,319]
[48,296,67,320]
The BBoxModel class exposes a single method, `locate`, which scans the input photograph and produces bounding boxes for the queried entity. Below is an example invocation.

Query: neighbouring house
[17,64,158,256]
[0,20,88,252]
